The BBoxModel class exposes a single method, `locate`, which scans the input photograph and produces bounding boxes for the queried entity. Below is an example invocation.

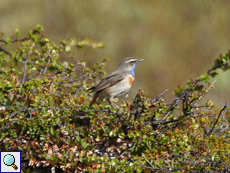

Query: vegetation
[0,26,230,172]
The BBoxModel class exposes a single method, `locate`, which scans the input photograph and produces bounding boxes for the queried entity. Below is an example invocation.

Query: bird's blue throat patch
[130,63,137,76]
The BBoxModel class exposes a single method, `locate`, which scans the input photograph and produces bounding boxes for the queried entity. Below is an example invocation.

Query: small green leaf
[5,37,11,44]
[111,159,118,166]
[109,131,114,137]
[136,166,142,173]
[199,73,210,82]
[36,24,43,31]
[171,138,176,143]
[8,92,14,101]
[50,127,55,136]
[15,29,20,36]
[183,135,188,142]
[5,145,9,150]
[85,67,90,72]
[41,107,46,114]
[65,46,71,52]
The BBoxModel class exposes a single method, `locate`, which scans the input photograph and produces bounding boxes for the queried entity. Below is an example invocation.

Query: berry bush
[0,26,230,172]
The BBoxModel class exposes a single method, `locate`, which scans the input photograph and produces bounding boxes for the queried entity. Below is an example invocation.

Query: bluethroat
[89,57,143,107]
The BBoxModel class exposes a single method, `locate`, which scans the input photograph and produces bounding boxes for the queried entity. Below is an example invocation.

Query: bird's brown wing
[89,73,124,92]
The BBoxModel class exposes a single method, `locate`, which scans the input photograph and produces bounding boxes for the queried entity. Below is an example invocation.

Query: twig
[151,89,168,103]
[0,37,30,44]
[0,113,89,131]
[208,103,228,136]
[156,125,171,137]
[130,88,142,111]
[224,139,230,144]
[0,46,11,56]
[142,154,155,169]
[122,95,129,106]
[207,64,218,74]
[161,98,182,121]
[41,50,51,78]
[69,54,86,82]
[22,43,35,84]
[6,109,26,118]
[22,59,28,84]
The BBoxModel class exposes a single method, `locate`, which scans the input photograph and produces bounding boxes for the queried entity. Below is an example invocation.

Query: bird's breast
[98,74,134,98]
[121,74,134,86]
[128,74,134,86]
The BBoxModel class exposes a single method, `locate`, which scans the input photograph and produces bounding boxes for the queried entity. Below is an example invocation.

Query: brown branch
[150,89,168,103]
[142,154,155,169]
[0,46,11,56]
[0,37,30,44]
[22,43,35,84]
[208,103,228,136]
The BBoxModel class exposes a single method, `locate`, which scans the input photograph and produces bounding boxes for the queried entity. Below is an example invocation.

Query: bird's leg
[89,92,99,107]
[107,98,119,108]
[122,95,129,106]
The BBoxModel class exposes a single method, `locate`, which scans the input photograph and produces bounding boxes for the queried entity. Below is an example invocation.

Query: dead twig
[22,43,35,84]
[208,103,228,136]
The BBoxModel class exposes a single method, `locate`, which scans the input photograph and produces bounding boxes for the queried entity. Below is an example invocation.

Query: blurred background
[1,0,230,107]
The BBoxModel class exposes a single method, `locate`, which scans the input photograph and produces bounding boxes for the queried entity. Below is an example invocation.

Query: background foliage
[1,1,230,107]
[1,27,230,172]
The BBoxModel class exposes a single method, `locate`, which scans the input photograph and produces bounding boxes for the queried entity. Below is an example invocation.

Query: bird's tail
[89,92,99,107]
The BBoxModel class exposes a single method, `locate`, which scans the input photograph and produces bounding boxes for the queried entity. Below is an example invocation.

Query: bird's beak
[136,59,144,63]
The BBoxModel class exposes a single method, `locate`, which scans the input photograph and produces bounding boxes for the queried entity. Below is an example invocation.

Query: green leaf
[50,127,55,136]
[183,135,188,142]
[8,92,14,101]
[171,139,176,144]
[136,166,142,173]
[41,107,46,114]
[111,159,118,166]
[209,71,218,78]
[65,46,71,52]
[5,145,9,150]
[85,67,90,72]
[5,37,11,44]
[199,73,210,82]
[15,29,20,36]
[36,24,43,31]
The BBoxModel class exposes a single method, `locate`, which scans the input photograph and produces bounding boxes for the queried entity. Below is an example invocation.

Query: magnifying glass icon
[3,154,18,170]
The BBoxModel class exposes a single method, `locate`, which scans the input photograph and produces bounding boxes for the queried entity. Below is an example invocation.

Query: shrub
[0,26,230,172]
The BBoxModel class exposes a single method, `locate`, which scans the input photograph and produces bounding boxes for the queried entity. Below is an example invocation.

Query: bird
[89,57,143,107]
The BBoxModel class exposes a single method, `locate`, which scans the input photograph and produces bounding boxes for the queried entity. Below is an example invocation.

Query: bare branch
[208,103,228,136]
[22,43,35,84]
[0,46,11,56]
[142,154,155,169]
[151,89,168,103]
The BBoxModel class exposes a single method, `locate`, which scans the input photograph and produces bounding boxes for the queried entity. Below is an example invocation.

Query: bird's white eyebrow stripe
[126,59,137,63]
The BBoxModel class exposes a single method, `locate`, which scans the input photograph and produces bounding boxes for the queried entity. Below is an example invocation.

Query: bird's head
[117,57,144,76]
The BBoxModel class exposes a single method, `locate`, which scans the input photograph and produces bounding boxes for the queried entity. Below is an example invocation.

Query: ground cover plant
[0,26,230,172]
